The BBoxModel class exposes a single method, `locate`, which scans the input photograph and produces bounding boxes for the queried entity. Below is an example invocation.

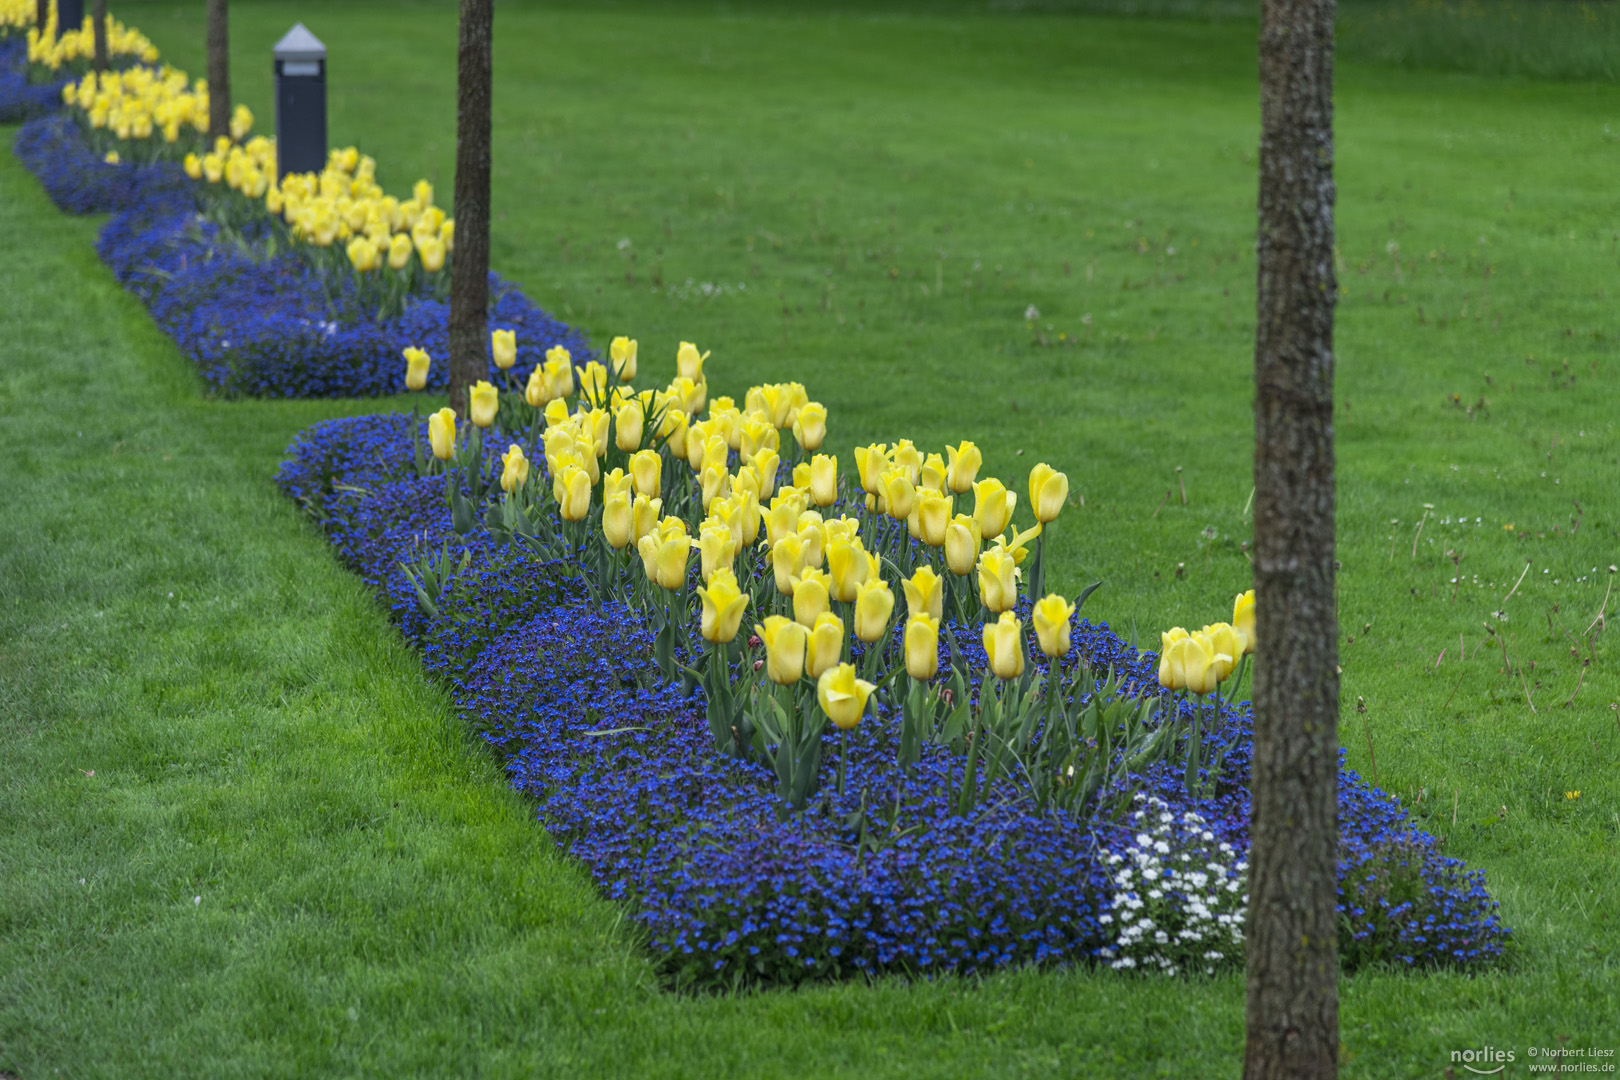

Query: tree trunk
[447,0,493,417]
[1243,0,1339,1076]
[91,0,107,71]
[206,0,230,142]
[35,0,47,36]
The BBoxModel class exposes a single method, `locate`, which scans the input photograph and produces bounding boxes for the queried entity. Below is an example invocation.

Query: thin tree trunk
[447,0,493,417]
[1243,0,1339,1075]
[91,0,107,71]
[35,0,47,35]
[206,0,230,141]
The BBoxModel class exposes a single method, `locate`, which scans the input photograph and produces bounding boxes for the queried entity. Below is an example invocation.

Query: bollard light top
[273,23,326,62]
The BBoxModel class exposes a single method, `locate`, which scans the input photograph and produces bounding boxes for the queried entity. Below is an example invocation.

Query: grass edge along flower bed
[276,397,1509,990]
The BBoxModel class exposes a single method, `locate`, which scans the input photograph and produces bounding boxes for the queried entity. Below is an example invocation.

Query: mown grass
[2,2,1618,1076]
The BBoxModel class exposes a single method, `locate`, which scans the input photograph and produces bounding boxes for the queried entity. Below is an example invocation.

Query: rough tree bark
[1243,0,1340,1076]
[90,0,106,70]
[35,0,47,35]
[206,0,230,141]
[446,0,493,417]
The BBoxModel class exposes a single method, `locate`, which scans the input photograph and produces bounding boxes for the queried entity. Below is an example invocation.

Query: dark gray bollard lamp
[56,0,83,38]
[273,23,327,180]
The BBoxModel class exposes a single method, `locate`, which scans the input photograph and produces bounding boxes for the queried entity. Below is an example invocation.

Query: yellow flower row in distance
[1158,589,1256,696]
[18,4,159,70]
[63,65,239,144]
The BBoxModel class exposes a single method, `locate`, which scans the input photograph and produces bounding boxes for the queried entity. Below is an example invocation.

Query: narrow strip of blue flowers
[0,38,68,124]
[279,413,1510,987]
[9,105,594,397]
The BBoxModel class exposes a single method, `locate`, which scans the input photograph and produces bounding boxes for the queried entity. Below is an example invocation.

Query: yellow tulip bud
[765,499,802,548]
[768,535,803,595]
[557,464,592,522]
[579,360,609,406]
[972,478,1015,539]
[792,401,827,451]
[891,440,922,484]
[491,329,517,370]
[631,494,662,546]
[183,152,202,179]
[402,346,431,391]
[700,462,730,512]
[919,453,947,494]
[388,232,413,270]
[805,612,846,679]
[676,340,708,383]
[756,616,808,686]
[854,578,895,643]
[545,348,575,399]
[944,514,981,577]
[792,569,832,628]
[1179,634,1222,696]
[796,518,825,570]
[917,490,952,547]
[1201,623,1244,682]
[817,663,875,730]
[543,398,572,430]
[982,612,1026,680]
[427,407,456,461]
[1032,593,1077,658]
[417,235,445,272]
[697,568,749,644]
[644,527,690,590]
[881,469,917,521]
[499,444,529,494]
[1161,627,1190,655]
[587,409,612,457]
[525,366,551,409]
[749,449,779,501]
[826,535,872,604]
[661,408,689,460]
[603,491,633,550]
[626,449,660,499]
[904,613,940,681]
[978,547,1018,614]
[803,453,837,508]
[610,335,638,381]
[615,400,644,452]
[463,381,497,428]
[1233,589,1256,654]
[853,443,889,495]
[903,566,944,623]
[413,178,433,207]
[697,523,737,583]
[1028,462,1069,524]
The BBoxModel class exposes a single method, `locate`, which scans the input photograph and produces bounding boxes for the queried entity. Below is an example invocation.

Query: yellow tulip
[1028,462,1069,524]
[587,408,612,456]
[696,523,737,583]
[765,498,802,548]
[402,346,431,391]
[853,443,889,495]
[1233,589,1256,654]
[641,527,690,590]
[545,348,575,398]
[579,360,609,406]
[676,340,708,383]
[427,407,456,461]
[734,488,762,547]
[622,449,659,499]
[919,453,947,494]
[817,663,876,730]
[413,178,433,207]
[826,535,872,604]
[557,464,592,522]
[972,478,1016,539]
[525,366,551,409]
[792,401,827,451]
[499,444,529,493]
[543,398,572,429]
[739,415,778,459]
[854,578,895,643]
[700,462,730,511]
[610,335,637,381]
[978,547,1018,614]
[1168,634,1220,696]
[388,232,413,270]
[805,613,846,680]
[792,569,832,628]
[917,490,952,546]
[1032,593,1077,658]
[904,613,940,680]
[631,494,662,545]
[345,236,379,273]
[491,329,517,370]
[697,568,749,644]
[796,518,825,571]
[661,408,689,460]
[603,492,633,550]
[749,449,780,501]
[944,514,982,577]
[614,400,644,452]
[903,566,944,622]
[1201,622,1245,682]
[982,611,1026,680]
[417,235,445,272]
[767,534,803,595]
[793,453,832,508]
[753,616,808,686]
[880,469,917,521]
[1161,626,1190,655]
[183,152,202,179]
[891,440,922,484]
[464,381,497,428]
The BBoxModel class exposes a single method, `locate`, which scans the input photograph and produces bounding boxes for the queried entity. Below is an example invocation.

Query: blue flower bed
[0,37,67,124]
[11,108,593,397]
[278,412,1511,987]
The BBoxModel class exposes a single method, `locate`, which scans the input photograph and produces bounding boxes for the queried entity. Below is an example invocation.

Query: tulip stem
[838,728,849,798]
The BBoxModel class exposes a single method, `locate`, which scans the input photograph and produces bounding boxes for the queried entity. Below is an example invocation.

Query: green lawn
[3,2,1618,1075]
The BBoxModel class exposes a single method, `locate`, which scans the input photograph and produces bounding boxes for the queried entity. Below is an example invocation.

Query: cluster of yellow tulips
[272,158,453,275]
[61,64,224,146]
[1157,589,1256,697]
[19,4,159,70]
[405,331,1087,778]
